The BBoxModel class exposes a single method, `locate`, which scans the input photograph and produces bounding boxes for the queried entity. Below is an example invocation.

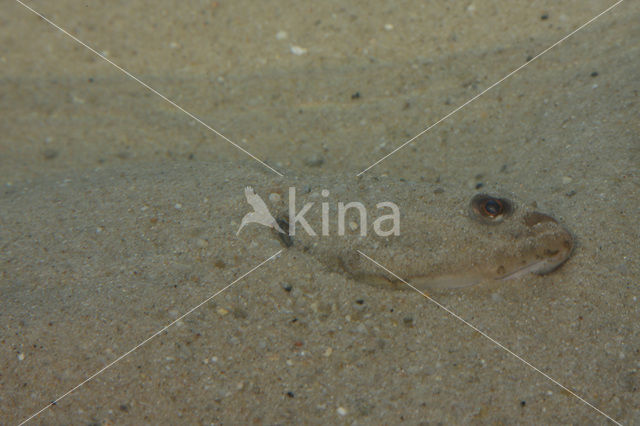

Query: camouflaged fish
[1,161,573,291]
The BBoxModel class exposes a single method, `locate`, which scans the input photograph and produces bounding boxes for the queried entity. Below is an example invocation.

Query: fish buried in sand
[324,193,574,290]
[271,179,574,290]
[0,162,573,291]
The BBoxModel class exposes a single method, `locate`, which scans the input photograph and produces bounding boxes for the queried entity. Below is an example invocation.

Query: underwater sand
[1,0,638,424]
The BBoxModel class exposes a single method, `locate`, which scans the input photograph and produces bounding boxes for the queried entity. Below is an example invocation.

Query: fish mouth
[406,211,574,290]
[499,212,574,280]
[342,201,575,291]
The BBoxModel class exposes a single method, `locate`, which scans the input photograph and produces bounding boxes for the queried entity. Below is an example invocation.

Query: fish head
[467,194,574,281]
[335,190,575,291]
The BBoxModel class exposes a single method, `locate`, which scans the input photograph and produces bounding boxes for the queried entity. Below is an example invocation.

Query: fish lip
[533,229,574,275]
[403,216,576,289]
[501,221,575,280]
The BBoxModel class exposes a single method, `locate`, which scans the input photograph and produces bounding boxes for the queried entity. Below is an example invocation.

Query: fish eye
[483,199,503,216]
[470,194,513,223]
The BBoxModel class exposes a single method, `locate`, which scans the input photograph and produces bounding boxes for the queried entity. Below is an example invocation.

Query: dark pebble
[475,182,484,189]
[304,154,324,167]
[565,190,577,197]
[43,148,58,160]
[286,391,295,398]
[403,316,414,327]
[520,400,526,407]
[540,13,549,20]
[526,55,533,62]
[351,91,361,100]
[276,218,293,248]
[591,71,599,77]
[281,282,293,292]
[115,151,131,159]
[232,308,248,320]
[355,299,364,305]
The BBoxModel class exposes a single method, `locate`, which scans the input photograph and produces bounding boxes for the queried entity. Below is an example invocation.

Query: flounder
[0,161,573,291]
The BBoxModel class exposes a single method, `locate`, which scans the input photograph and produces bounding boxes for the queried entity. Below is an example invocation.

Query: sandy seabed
[1,0,638,424]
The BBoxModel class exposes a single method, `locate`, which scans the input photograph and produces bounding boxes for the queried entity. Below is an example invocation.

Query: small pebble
[590,71,599,77]
[269,193,281,202]
[43,149,58,160]
[403,316,414,327]
[384,23,393,31]
[337,406,348,416]
[324,347,333,357]
[290,45,307,55]
[491,293,504,302]
[304,154,324,167]
[217,307,229,316]
[275,30,288,40]
[18,353,25,361]
[541,13,549,20]
[174,203,182,209]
